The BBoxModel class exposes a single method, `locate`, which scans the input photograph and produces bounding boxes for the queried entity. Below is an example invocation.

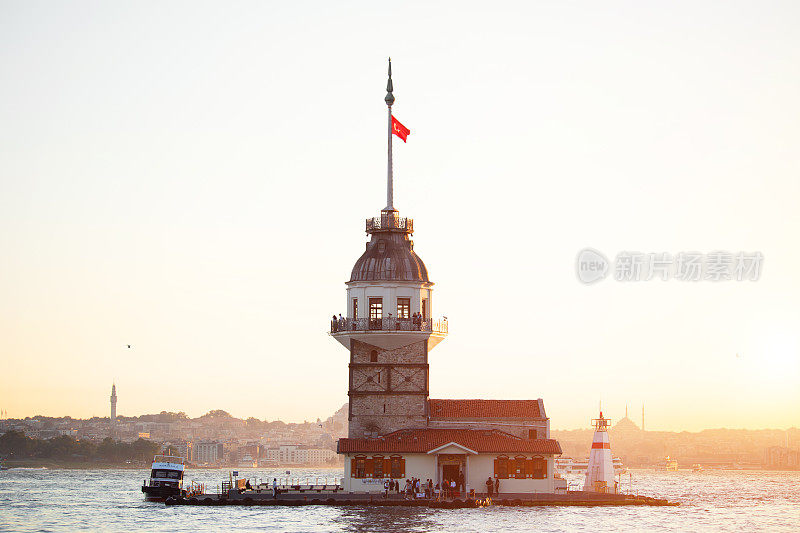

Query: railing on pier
[330,317,448,335]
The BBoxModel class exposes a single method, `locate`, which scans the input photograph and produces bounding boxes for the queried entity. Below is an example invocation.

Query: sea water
[0,468,798,532]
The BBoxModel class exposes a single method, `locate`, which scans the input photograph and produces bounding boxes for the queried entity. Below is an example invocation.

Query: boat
[555,456,626,475]
[141,455,199,502]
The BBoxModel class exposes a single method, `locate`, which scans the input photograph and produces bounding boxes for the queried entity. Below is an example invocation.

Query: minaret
[110,383,117,427]
[584,411,617,493]
[330,60,447,439]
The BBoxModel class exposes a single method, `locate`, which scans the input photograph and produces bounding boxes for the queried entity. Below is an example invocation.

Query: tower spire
[385,57,395,211]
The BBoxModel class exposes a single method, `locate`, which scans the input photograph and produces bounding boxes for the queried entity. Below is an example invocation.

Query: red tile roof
[337,428,561,455]
[429,399,544,419]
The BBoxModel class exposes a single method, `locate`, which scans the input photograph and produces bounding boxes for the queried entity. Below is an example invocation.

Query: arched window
[531,456,547,479]
[390,455,405,478]
[493,455,509,479]
[370,350,378,362]
[372,455,384,478]
[513,455,527,479]
[352,455,366,478]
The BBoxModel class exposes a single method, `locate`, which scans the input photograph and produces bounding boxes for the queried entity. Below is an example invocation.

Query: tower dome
[350,209,428,282]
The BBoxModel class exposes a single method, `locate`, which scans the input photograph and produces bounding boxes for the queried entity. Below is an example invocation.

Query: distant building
[612,406,641,435]
[262,445,337,465]
[194,441,225,464]
[764,446,800,470]
[165,441,193,462]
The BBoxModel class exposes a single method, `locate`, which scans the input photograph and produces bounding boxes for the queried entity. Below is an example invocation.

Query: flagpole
[385,58,395,211]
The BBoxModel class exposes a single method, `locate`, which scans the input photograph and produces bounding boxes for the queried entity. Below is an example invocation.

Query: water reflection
[333,506,439,533]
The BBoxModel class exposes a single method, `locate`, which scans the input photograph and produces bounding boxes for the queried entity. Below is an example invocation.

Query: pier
[164,490,678,508]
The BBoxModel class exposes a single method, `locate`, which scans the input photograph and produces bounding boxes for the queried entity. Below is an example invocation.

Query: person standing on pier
[272,478,278,499]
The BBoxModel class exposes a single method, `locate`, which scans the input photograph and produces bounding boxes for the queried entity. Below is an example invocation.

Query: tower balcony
[329,316,447,351]
[366,212,413,234]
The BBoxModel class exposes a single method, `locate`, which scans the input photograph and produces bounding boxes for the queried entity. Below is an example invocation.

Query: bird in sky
[126,345,131,349]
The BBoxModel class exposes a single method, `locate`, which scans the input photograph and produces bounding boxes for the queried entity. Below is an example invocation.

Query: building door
[442,464,462,495]
[442,464,460,483]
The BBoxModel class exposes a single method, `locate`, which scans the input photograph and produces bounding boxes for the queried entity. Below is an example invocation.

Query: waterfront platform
[165,491,678,508]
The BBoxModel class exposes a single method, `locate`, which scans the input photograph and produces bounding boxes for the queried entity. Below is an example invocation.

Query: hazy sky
[1,1,798,431]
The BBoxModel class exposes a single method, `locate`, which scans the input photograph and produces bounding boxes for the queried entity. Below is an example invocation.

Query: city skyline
[1,2,799,431]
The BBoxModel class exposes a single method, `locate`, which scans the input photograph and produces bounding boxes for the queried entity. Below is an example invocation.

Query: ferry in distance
[555,456,626,475]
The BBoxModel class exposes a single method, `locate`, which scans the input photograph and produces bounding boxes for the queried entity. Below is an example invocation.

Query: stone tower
[329,60,447,439]
[110,383,117,426]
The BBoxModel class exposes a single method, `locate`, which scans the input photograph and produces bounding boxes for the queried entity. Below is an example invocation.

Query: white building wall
[466,455,555,495]
[341,453,556,494]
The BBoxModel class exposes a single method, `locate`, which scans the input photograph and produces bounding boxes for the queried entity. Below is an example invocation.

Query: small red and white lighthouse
[583,411,616,493]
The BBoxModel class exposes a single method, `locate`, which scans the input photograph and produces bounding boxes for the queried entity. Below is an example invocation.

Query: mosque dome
[612,416,641,433]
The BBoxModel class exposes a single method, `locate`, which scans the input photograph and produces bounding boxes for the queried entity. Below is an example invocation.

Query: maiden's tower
[330,61,562,496]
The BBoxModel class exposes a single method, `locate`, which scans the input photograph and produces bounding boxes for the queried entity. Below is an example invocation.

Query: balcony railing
[366,213,413,233]
[330,317,447,335]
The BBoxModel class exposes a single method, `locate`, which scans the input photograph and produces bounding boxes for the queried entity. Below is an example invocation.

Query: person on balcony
[331,314,338,332]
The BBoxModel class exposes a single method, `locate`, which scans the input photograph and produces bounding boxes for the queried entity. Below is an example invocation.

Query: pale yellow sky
[1,1,798,431]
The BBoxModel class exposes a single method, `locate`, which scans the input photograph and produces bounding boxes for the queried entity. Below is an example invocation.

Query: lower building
[337,400,562,494]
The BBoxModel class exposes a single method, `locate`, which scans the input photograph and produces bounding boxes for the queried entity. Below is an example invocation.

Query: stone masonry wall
[348,339,428,438]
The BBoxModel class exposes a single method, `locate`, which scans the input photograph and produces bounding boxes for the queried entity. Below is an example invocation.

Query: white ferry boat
[556,456,626,475]
[141,455,190,501]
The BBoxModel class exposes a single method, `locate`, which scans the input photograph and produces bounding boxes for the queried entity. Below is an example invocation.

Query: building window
[372,455,384,478]
[353,456,366,478]
[531,457,547,479]
[352,298,358,319]
[397,298,410,319]
[369,298,382,329]
[528,429,538,439]
[512,456,527,479]
[494,455,509,479]
[390,455,405,478]
[421,299,428,320]
[370,350,378,363]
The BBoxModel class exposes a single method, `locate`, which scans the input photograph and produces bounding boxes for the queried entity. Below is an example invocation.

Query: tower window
[369,298,382,330]
[370,350,378,362]
[397,298,410,319]
[352,298,358,319]
[421,299,428,320]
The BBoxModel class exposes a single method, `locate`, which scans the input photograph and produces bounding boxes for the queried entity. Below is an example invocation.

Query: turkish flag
[392,116,410,142]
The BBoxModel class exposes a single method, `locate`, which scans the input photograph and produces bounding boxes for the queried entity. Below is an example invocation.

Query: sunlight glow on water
[0,468,798,532]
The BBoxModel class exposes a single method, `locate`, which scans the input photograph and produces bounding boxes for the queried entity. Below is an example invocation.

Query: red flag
[392,116,410,142]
